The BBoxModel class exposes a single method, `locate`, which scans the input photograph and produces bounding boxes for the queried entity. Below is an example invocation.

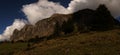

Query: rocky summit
[10,4,120,42]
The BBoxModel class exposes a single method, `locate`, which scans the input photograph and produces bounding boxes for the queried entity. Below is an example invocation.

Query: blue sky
[0,0,70,34]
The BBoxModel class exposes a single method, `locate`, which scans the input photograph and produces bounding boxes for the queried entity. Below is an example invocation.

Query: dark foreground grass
[1,29,120,55]
[0,42,28,55]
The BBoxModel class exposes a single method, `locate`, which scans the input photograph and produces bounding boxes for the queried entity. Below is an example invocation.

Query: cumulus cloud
[22,0,69,24]
[0,19,27,41]
[23,0,120,25]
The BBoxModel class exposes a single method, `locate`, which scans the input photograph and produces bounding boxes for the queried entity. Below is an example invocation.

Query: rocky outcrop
[10,14,72,42]
[10,4,120,42]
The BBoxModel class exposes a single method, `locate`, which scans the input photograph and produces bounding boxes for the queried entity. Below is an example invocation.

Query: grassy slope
[0,42,27,55]
[1,29,120,55]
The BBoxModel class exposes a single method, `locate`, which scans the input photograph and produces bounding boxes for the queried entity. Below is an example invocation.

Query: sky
[0,0,70,34]
[0,0,37,34]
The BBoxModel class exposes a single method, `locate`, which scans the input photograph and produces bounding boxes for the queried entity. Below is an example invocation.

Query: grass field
[0,29,120,55]
[0,42,28,55]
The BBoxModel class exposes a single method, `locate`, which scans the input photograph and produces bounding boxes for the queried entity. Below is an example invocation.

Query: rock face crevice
[10,4,120,42]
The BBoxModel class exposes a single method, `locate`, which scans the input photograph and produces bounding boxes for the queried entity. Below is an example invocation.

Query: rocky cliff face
[10,4,120,42]
[10,14,72,42]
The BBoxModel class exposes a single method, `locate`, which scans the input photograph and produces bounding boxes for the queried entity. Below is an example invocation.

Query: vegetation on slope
[0,29,120,55]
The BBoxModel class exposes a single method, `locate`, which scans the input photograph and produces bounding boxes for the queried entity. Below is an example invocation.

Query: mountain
[10,4,120,42]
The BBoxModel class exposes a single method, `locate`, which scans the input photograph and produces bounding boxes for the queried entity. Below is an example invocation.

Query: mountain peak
[97,4,107,10]
[96,4,111,16]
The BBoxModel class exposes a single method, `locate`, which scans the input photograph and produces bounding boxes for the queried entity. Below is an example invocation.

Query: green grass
[1,29,120,55]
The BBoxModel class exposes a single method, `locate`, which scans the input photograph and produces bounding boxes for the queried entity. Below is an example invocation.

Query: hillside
[0,29,120,55]
[1,4,120,55]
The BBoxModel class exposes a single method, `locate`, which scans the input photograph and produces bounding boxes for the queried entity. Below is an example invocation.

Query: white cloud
[0,19,27,41]
[22,0,69,24]
[23,0,120,25]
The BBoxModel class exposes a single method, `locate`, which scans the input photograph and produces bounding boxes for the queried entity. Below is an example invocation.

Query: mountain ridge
[10,4,120,42]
